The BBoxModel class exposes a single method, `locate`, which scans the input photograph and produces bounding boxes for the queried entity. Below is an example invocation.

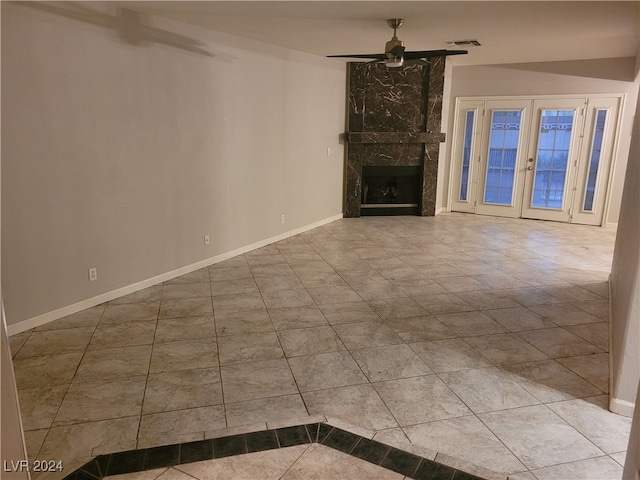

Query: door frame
[448,93,626,226]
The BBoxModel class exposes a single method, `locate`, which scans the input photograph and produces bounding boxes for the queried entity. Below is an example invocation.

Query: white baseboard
[610,396,636,417]
[7,213,343,336]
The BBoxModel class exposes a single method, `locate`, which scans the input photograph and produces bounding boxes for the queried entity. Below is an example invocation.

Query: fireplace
[361,166,421,216]
[343,59,446,217]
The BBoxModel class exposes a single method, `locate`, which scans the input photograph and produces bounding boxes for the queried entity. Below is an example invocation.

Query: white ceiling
[125,1,640,66]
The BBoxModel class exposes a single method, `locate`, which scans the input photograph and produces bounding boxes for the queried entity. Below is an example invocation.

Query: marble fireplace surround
[344,58,446,218]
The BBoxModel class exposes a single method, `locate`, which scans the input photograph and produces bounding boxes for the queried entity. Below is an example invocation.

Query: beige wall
[1,3,346,328]
[441,57,639,223]
[610,82,640,415]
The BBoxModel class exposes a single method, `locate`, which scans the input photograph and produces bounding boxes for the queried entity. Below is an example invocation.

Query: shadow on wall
[497,57,637,82]
[20,2,214,57]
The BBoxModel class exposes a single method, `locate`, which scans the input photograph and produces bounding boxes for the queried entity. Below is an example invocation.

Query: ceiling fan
[327,18,468,68]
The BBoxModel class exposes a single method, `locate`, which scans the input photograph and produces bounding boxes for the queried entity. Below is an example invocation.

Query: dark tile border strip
[62,423,486,480]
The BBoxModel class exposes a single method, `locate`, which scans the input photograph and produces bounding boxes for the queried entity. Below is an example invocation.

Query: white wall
[441,57,639,223]
[1,3,346,329]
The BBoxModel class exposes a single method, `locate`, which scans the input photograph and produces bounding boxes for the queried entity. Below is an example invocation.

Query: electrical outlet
[204,234,210,246]
[88,267,97,282]
[280,214,285,224]
[327,147,333,156]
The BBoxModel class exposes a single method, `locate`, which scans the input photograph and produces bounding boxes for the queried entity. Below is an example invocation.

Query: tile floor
[9,213,632,480]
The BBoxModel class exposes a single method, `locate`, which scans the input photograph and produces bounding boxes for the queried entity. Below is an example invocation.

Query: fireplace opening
[361,166,422,216]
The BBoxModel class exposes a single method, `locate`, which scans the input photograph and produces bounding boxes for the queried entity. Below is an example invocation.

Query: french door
[450,95,622,225]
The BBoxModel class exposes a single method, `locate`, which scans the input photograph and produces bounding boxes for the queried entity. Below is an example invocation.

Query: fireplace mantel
[346,132,445,144]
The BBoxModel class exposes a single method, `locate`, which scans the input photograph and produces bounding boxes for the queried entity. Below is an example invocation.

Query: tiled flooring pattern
[9,213,632,480]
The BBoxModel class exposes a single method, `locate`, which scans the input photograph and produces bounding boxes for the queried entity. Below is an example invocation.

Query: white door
[450,95,622,225]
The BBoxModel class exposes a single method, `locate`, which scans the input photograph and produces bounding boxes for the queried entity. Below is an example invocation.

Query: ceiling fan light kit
[328,18,469,68]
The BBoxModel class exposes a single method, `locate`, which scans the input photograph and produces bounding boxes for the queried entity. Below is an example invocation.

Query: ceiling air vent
[447,40,481,47]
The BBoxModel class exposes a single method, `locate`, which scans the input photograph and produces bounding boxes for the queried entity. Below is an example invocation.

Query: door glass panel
[459,110,475,201]
[582,109,607,212]
[531,109,574,209]
[483,110,521,205]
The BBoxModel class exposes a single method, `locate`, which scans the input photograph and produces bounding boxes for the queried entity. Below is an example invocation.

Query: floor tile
[367,297,428,320]
[538,285,604,303]
[165,268,210,285]
[215,309,274,336]
[176,444,308,480]
[409,338,492,373]
[517,327,603,358]
[268,306,329,330]
[39,417,139,467]
[260,287,315,309]
[373,375,471,426]
[412,293,475,314]
[482,307,555,332]
[208,265,252,282]
[74,345,152,382]
[351,344,433,382]
[220,359,298,403]
[34,305,105,331]
[302,384,398,431]
[162,283,212,300]
[13,352,83,389]
[288,351,368,392]
[209,278,259,297]
[384,315,456,343]
[528,303,601,326]
[351,280,408,302]
[14,327,95,359]
[8,330,32,357]
[571,299,610,320]
[435,311,507,337]
[464,333,549,365]
[218,332,284,365]
[149,339,218,373]
[138,406,226,449]
[404,415,526,475]
[501,287,564,306]
[154,315,215,343]
[158,298,212,319]
[142,368,223,414]
[254,272,304,292]
[439,367,540,413]
[225,394,308,428]
[18,384,68,430]
[546,396,632,454]
[503,359,602,402]
[333,322,403,350]
[433,275,488,293]
[529,455,623,480]
[454,290,521,310]
[319,301,380,325]
[557,353,609,392]
[564,322,609,351]
[478,405,604,469]
[277,326,345,357]
[53,376,146,426]
[102,303,160,324]
[88,321,157,350]
[307,285,362,304]
[285,443,403,480]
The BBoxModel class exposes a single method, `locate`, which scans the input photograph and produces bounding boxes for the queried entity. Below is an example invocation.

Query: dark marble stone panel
[426,57,445,135]
[347,132,445,144]
[362,64,427,133]
[362,144,423,167]
[345,144,364,218]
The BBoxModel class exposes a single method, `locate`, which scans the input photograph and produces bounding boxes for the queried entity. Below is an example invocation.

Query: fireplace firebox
[361,166,421,216]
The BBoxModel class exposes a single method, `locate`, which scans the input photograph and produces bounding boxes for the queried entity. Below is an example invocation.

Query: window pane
[483,110,521,205]
[459,110,475,201]
[583,109,607,212]
[531,109,574,209]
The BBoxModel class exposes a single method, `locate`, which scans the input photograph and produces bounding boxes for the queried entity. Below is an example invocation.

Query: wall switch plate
[204,234,210,246]
[327,147,333,156]
[88,267,97,282]
[281,214,285,224]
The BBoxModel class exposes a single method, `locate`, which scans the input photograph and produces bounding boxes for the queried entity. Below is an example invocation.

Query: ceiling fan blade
[326,53,386,59]
[403,50,468,60]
